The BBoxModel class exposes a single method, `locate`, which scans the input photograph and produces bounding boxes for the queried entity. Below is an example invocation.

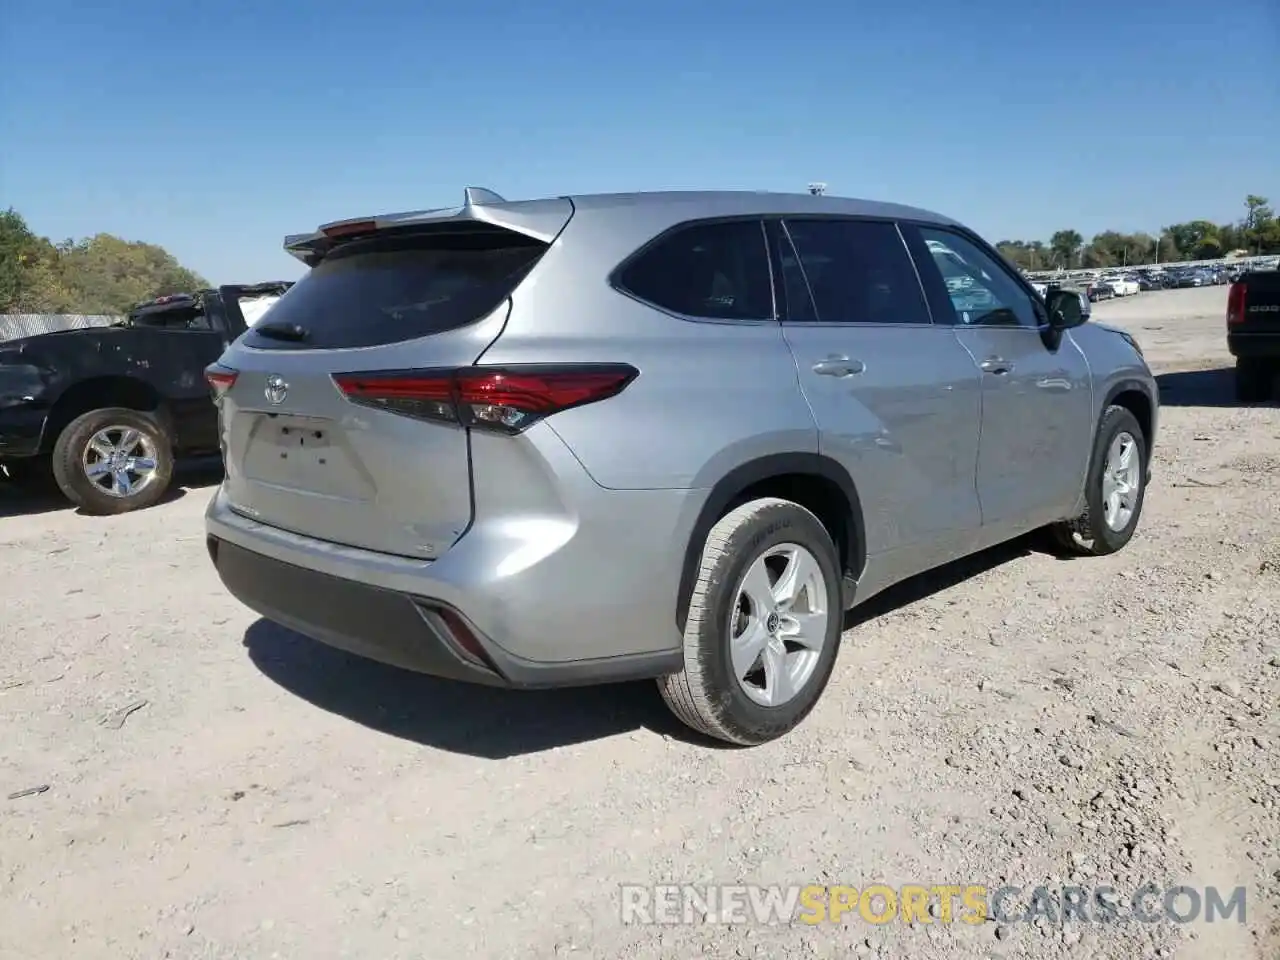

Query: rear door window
[780,219,932,324]
[616,219,774,320]
[240,226,547,350]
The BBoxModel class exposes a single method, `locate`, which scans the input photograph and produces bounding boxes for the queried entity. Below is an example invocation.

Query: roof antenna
[807,182,827,196]
[464,186,506,206]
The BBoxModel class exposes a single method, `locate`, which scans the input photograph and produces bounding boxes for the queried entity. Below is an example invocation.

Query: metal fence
[0,314,122,343]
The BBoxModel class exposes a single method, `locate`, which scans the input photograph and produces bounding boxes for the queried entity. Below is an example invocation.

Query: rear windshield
[241,227,547,350]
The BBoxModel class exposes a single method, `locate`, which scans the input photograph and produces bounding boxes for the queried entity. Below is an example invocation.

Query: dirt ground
[1,285,1277,960]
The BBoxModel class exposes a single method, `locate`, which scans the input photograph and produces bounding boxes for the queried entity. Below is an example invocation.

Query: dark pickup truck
[1227,269,1280,402]
[0,282,292,513]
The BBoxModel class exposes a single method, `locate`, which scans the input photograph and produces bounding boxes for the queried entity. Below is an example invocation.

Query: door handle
[979,357,1015,375]
[813,357,865,377]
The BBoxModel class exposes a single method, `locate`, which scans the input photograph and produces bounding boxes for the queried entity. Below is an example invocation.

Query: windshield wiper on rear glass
[255,321,309,342]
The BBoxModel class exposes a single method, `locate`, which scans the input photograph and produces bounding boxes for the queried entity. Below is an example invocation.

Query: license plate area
[241,413,373,500]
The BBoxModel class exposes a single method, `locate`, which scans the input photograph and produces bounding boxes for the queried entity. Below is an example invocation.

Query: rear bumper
[1227,332,1280,360]
[207,534,682,688]
[205,432,698,688]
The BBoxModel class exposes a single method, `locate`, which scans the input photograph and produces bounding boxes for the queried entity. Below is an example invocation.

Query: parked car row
[1027,255,1278,289]
[1081,265,1237,301]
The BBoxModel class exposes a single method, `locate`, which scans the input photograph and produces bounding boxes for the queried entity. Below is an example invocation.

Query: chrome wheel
[82,426,159,499]
[1102,431,1140,531]
[729,543,830,708]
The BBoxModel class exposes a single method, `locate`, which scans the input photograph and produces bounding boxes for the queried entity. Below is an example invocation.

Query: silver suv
[205,188,1157,746]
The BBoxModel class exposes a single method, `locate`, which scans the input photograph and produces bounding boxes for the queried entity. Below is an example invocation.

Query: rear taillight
[331,364,638,434]
[205,365,238,400]
[1227,281,1247,325]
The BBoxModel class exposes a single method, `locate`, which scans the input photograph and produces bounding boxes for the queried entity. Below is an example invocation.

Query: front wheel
[1047,405,1148,556]
[658,498,844,745]
[51,408,175,515]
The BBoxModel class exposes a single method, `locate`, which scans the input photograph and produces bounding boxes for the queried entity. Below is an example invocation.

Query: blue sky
[3,0,1277,283]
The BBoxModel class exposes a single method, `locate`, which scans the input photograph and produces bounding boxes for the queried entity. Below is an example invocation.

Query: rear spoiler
[282,187,574,267]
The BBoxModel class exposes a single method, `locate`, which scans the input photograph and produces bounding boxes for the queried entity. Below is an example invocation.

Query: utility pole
[807,182,827,196]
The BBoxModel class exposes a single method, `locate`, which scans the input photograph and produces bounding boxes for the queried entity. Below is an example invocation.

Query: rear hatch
[213,196,573,560]
[1229,270,1280,335]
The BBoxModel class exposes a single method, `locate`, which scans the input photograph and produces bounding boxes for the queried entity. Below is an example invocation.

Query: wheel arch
[42,376,172,453]
[676,452,867,631]
[1101,378,1155,449]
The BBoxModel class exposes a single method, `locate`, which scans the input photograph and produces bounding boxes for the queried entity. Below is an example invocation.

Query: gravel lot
[1,285,1277,960]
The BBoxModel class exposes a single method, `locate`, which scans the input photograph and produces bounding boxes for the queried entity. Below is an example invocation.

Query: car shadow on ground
[243,535,1036,759]
[845,535,1033,627]
[243,619,677,758]
[1156,367,1277,408]
[0,458,223,519]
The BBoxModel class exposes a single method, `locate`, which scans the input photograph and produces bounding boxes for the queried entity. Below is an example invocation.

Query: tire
[657,497,844,745]
[1047,405,1148,556]
[51,408,174,515]
[1234,359,1272,404]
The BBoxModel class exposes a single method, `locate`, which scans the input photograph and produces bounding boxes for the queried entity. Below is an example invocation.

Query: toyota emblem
[264,375,288,405]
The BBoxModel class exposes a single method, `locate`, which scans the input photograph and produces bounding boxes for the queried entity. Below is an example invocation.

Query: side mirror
[1045,287,1089,329]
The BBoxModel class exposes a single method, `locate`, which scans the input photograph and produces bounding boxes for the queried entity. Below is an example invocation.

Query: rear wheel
[1235,359,1272,403]
[658,498,843,745]
[51,408,174,515]
[1047,405,1147,556]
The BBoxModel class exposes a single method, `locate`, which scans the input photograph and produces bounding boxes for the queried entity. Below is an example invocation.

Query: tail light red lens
[1226,281,1246,326]
[205,365,238,399]
[331,364,639,434]
[321,220,378,239]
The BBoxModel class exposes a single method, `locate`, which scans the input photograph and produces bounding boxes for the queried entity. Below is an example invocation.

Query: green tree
[56,233,207,314]
[1129,233,1156,264]
[1217,222,1243,253]
[1242,195,1277,254]
[1086,230,1152,267]
[1049,229,1083,268]
[996,240,1037,271]
[1154,232,1179,262]
[1005,194,1280,271]
[0,209,41,311]
[0,211,208,315]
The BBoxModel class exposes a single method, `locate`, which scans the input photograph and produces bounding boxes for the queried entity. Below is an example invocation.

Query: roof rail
[463,186,506,206]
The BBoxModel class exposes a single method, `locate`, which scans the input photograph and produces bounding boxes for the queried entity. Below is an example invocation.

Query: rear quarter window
[241,227,547,350]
